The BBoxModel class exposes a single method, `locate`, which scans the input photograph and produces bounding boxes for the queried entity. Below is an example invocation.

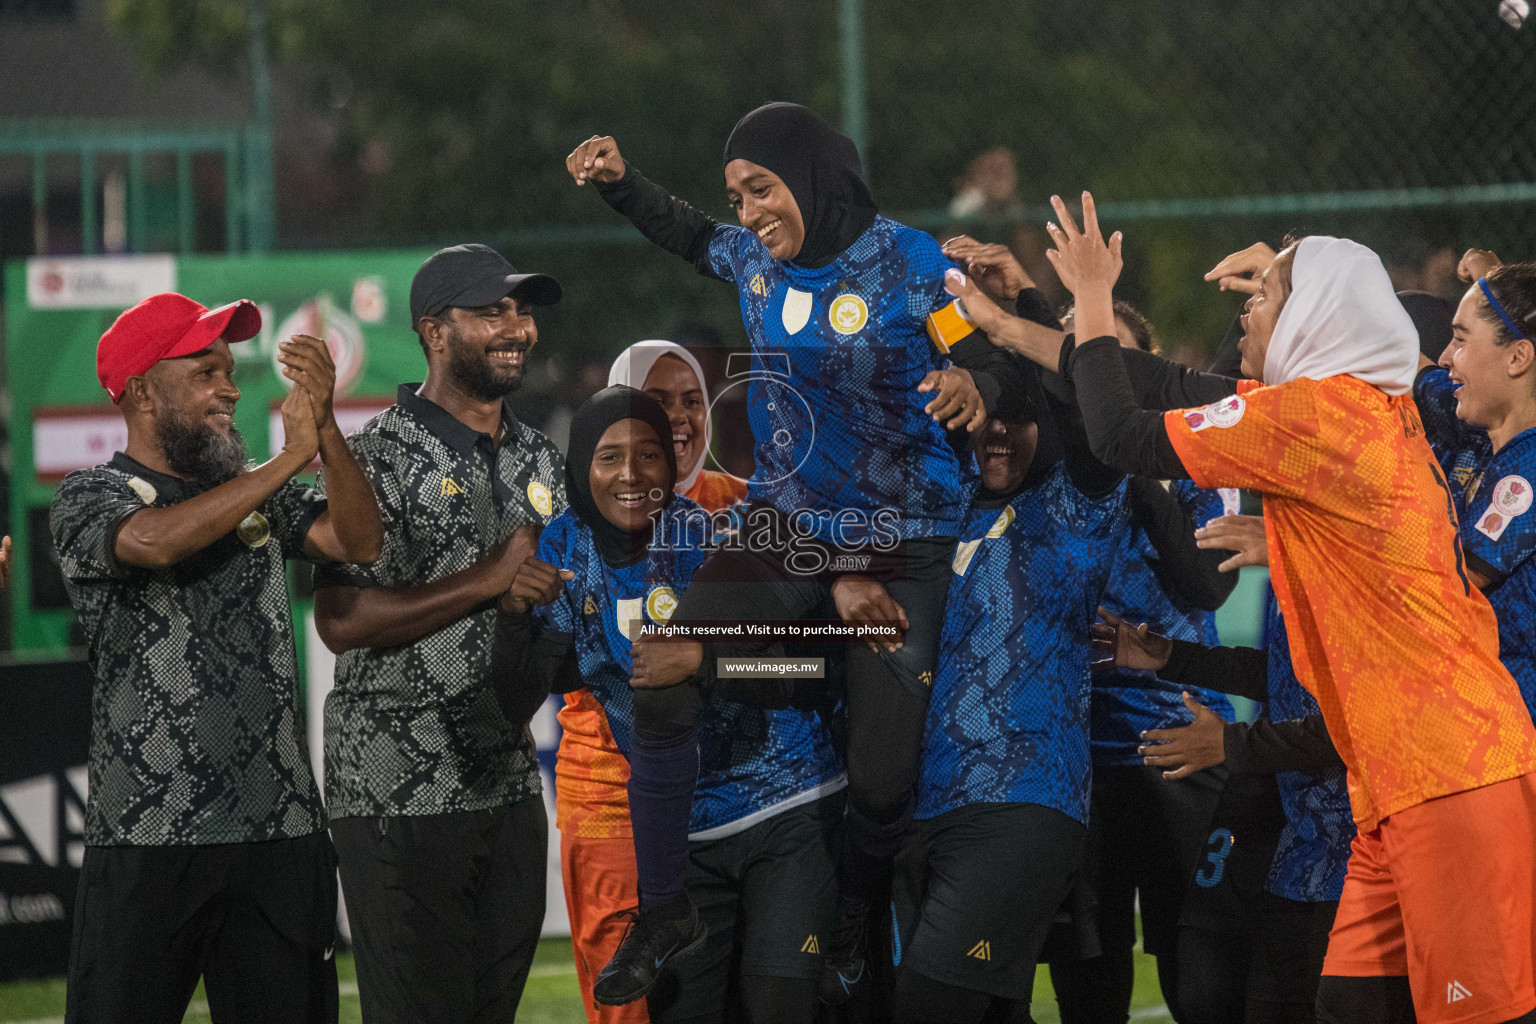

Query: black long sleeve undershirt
[1065,337,1242,480]
[490,610,582,728]
[1127,478,1239,613]
[1158,638,1342,775]
[594,165,726,281]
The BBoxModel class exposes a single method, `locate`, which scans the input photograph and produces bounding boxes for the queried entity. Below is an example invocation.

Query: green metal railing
[0,119,253,255]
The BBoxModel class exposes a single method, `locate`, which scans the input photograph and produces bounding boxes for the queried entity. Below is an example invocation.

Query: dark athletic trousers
[628,523,955,905]
[331,795,547,1024]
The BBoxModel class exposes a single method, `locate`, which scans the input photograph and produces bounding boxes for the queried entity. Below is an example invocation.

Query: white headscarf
[607,340,712,493]
[1263,236,1420,395]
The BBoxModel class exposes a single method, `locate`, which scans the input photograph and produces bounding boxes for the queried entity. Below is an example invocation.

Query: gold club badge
[527,480,553,517]
[830,293,869,335]
[236,511,271,548]
[646,586,679,623]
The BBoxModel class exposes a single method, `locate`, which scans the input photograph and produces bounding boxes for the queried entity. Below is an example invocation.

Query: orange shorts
[562,831,650,1024]
[1323,773,1536,1024]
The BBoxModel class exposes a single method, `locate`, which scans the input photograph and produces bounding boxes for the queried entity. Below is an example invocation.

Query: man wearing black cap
[49,292,383,1023]
[313,244,568,1022]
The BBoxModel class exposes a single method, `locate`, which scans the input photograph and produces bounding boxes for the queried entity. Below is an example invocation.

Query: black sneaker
[592,897,708,1007]
[817,895,870,1005]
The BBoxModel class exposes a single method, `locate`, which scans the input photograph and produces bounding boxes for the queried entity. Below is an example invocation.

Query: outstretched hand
[1044,193,1123,297]
[918,367,988,432]
[1203,242,1278,294]
[1044,193,1121,344]
[941,235,1034,303]
[1139,693,1226,780]
[1194,514,1269,572]
[566,136,626,186]
[1091,606,1173,674]
[942,268,1011,337]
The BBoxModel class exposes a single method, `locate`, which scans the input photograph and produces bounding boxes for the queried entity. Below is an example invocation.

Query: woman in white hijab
[946,195,1536,1024]
[607,340,747,512]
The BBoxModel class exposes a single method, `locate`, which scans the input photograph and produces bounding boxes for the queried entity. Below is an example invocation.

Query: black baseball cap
[409,243,562,324]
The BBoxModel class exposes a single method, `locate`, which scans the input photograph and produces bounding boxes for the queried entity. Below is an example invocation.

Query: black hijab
[973,360,1064,508]
[565,386,677,568]
[723,102,879,269]
[1396,290,1455,363]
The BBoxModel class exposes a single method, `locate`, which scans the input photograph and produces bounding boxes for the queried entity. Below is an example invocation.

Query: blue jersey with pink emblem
[534,499,845,837]
[1092,480,1236,766]
[704,217,968,544]
[1417,367,1536,719]
[1261,592,1356,903]
[916,467,1126,824]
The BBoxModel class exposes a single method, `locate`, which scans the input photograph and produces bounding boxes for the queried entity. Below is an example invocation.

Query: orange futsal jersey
[1166,375,1536,830]
[554,469,748,838]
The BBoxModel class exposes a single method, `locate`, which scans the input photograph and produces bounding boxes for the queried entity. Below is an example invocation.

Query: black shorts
[1246,893,1339,1021]
[1073,763,1226,959]
[891,802,1087,1001]
[672,504,956,698]
[1178,770,1285,935]
[647,792,843,1023]
[65,830,338,1024]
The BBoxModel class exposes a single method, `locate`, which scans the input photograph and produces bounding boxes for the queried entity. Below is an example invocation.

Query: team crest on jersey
[782,288,813,335]
[1478,475,1532,541]
[527,480,553,517]
[236,511,271,548]
[127,476,158,505]
[985,506,1016,538]
[952,538,982,576]
[1185,394,1245,432]
[646,586,679,623]
[830,293,869,335]
[616,597,643,640]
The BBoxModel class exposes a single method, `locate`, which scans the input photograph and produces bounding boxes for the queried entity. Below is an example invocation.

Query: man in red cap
[49,291,384,1024]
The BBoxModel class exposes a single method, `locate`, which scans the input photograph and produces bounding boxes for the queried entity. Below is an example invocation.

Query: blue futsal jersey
[1417,367,1536,719]
[1261,592,1356,903]
[534,500,845,838]
[703,216,969,544]
[1092,481,1236,766]
[916,467,1126,825]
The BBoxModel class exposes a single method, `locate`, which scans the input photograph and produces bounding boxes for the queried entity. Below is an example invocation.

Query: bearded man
[50,292,382,1024]
[312,244,568,1023]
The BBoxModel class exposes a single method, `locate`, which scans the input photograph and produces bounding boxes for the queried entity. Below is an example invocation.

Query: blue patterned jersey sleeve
[1461,446,1536,584]
[50,470,148,583]
[901,230,960,323]
[533,512,579,639]
[704,224,749,283]
[1415,367,1472,455]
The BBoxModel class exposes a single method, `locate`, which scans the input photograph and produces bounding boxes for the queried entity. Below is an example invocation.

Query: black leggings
[1316,976,1536,1024]
[635,533,954,824]
[892,969,1035,1024]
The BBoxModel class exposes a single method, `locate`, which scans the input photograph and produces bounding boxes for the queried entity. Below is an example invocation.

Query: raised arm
[567,135,726,281]
[277,333,383,565]
[313,524,541,654]
[114,387,318,569]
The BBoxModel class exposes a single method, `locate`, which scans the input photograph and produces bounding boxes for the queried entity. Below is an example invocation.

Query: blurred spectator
[948,147,1025,222]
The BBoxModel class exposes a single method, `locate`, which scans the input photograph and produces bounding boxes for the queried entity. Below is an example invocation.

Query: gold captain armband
[925,299,975,354]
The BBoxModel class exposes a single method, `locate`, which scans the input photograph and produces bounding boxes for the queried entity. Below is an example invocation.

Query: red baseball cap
[97,292,262,402]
